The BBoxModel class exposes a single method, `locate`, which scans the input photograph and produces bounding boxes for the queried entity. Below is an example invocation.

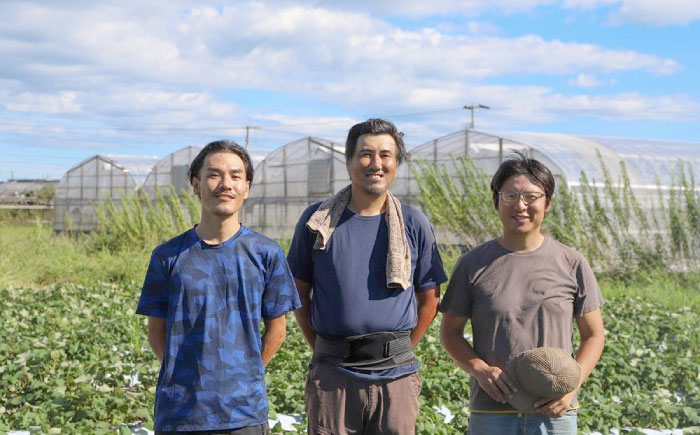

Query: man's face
[348,133,398,196]
[192,151,250,219]
[496,174,551,238]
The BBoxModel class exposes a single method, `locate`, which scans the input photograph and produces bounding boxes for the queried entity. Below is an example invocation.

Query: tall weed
[411,154,700,271]
[94,187,199,251]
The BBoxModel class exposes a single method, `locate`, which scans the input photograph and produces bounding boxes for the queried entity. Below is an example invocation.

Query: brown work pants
[305,364,421,435]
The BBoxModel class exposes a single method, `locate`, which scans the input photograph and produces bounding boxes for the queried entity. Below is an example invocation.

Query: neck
[499,232,545,252]
[348,184,387,216]
[195,212,241,245]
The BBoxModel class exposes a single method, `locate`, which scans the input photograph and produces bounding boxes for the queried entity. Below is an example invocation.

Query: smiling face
[192,151,250,219]
[497,174,551,239]
[347,133,398,196]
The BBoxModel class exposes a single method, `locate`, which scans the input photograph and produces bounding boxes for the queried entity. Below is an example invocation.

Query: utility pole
[463,103,490,129]
[244,126,260,148]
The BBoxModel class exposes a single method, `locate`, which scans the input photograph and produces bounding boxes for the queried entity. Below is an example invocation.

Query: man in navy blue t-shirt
[288,119,447,434]
[137,141,301,434]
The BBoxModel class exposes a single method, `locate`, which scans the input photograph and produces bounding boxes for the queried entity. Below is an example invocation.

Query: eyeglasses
[498,190,546,204]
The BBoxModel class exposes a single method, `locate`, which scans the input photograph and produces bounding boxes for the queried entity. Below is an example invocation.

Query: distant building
[0,178,59,205]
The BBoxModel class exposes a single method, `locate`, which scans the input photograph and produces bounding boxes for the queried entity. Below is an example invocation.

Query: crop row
[1,283,698,433]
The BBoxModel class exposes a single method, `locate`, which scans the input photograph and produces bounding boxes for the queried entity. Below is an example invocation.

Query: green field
[1,223,699,433]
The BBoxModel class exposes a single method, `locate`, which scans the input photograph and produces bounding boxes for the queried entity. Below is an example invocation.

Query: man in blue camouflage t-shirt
[137,140,301,434]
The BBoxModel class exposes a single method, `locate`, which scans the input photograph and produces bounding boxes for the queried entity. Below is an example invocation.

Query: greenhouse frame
[53,154,159,232]
[242,129,699,242]
[241,136,348,239]
[142,145,202,199]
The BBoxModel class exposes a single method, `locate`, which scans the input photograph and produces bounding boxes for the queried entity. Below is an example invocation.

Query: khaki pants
[305,364,421,435]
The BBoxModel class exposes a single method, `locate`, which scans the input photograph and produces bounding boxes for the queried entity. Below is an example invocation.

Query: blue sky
[1,0,698,180]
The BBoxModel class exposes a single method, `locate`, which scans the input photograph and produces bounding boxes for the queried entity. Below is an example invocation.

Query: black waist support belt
[311,330,416,371]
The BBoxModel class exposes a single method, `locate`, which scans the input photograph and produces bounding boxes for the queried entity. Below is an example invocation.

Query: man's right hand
[471,361,517,404]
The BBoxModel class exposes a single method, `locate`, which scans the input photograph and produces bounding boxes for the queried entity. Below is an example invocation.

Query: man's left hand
[533,390,576,418]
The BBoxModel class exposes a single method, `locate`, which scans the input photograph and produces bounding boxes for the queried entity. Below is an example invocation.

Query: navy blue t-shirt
[136,226,301,432]
[287,203,447,380]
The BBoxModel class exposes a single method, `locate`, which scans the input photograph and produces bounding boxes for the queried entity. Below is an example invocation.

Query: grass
[0,224,148,288]
[598,269,700,310]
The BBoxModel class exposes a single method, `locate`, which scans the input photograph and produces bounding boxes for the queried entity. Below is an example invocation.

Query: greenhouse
[392,129,700,204]
[242,136,348,239]
[239,129,699,246]
[142,145,202,199]
[53,154,159,232]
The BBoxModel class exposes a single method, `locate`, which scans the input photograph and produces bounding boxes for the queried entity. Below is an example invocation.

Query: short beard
[361,183,388,196]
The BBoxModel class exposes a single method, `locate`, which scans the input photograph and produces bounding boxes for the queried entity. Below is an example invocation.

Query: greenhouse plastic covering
[53,154,159,232]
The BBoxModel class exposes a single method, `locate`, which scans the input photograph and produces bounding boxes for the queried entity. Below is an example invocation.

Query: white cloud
[564,0,700,25]
[538,92,700,122]
[562,0,618,10]
[0,0,697,167]
[270,0,557,17]
[5,92,82,114]
[612,0,700,26]
[466,21,501,35]
[569,73,602,87]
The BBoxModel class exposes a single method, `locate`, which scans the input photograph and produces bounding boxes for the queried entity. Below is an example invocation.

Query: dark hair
[490,150,555,209]
[345,118,408,165]
[188,140,254,184]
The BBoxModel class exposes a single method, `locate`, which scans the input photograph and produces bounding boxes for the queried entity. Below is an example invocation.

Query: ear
[544,195,553,213]
[191,177,200,197]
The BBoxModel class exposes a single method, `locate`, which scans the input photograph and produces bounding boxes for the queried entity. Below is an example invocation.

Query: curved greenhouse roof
[53,154,159,232]
[242,136,346,239]
[406,129,700,189]
[143,146,201,198]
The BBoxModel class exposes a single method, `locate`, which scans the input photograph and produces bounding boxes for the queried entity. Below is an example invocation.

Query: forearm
[294,306,316,349]
[574,333,605,387]
[147,317,167,364]
[294,279,316,349]
[574,309,605,388]
[440,328,488,376]
[149,338,166,363]
[411,288,440,347]
[261,318,286,367]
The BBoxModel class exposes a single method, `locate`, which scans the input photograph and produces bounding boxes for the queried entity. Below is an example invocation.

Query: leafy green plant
[2,281,698,433]
[94,186,200,252]
[411,155,700,271]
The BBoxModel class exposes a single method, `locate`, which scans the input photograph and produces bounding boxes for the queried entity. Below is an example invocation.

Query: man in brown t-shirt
[439,152,605,434]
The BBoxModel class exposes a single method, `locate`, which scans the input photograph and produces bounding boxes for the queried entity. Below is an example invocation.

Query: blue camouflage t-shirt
[136,226,300,432]
[287,203,447,381]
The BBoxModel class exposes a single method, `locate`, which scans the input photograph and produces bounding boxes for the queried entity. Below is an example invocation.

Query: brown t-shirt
[439,237,604,411]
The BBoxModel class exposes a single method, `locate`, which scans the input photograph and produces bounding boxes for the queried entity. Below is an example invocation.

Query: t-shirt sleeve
[412,213,448,292]
[263,246,302,319]
[136,247,169,318]
[438,254,472,317]
[286,209,315,284]
[574,255,604,316]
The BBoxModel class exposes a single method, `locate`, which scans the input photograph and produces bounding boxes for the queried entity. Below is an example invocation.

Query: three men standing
[287,119,447,434]
[137,125,603,435]
[137,141,301,434]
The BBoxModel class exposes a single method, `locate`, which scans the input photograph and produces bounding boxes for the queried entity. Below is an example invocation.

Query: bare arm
[535,308,605,417]
[293,278,316,349]
[410,287,440,347]
[147,316,167,364]
[440,312,516,404]
[261,315,287,367]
